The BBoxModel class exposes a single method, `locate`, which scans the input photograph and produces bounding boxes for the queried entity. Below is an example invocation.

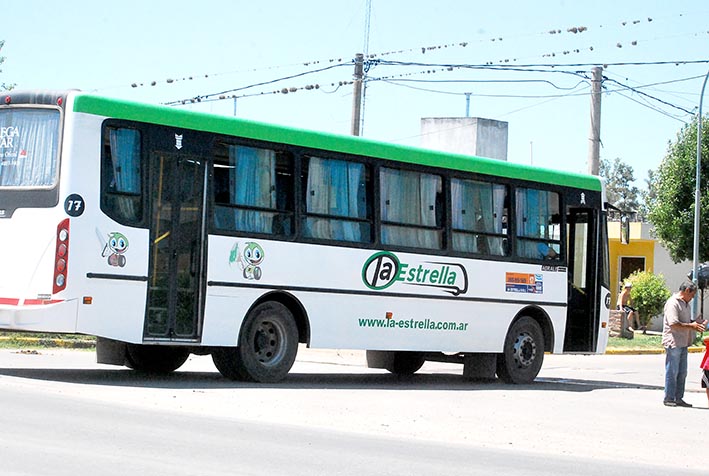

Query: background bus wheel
[125,344,190,374]
[212,301,298,383]
[496,316,544,384]
[384,351,426,376]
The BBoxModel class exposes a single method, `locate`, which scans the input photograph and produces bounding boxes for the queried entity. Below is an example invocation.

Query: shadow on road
[0,365,664,393]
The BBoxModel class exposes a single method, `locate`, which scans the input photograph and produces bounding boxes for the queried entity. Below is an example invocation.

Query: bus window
[101,126,143,225]
[451,178,508,256]
[515,187,561,260]
[213,144,293,235]
[302,156,371,243]
[380,167,443,250]
[0,108,60,188]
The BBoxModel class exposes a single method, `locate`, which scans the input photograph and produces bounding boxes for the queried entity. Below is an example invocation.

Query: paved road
[0,348,706,475]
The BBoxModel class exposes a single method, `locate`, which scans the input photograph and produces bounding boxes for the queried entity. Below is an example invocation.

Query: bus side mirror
[620,215,630,244]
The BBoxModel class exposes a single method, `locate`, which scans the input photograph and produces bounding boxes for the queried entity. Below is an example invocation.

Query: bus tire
[496,316,544,384]
[212,301,298,383]
[384,351,426,376]
[125,344,190,374]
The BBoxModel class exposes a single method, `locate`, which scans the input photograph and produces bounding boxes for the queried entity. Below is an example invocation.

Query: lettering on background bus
[0,126,20,149]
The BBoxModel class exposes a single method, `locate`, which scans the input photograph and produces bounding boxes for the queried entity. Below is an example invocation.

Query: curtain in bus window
[227,145,276,233]
[108,128,141,221]
[451,179,506,255]
[516,188,543,258]
[381,168,441,249]
[491,185,506,255]
[0,109,59,187]
[305,157,365,241]
[451,179,476,252]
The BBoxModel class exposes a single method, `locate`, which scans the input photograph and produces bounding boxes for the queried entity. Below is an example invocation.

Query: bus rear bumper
[0,299,79,333]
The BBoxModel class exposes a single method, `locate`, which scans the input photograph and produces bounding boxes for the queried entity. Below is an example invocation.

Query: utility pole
[587,66,602,175]
[351,53,364,136]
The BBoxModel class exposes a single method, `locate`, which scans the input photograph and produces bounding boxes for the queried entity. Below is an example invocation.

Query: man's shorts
[702,369,709,389]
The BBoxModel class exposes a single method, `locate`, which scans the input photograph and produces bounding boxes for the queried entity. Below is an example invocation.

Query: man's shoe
[663,400,677,407]
[676,399,693,408]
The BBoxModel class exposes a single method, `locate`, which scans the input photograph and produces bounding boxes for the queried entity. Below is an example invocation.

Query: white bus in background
[0,90,612,384]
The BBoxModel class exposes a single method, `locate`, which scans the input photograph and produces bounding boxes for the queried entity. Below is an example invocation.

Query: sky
[2,0,708,189]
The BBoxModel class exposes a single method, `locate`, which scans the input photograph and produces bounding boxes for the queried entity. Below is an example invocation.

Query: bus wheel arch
[212,296,305,383]
[250,291,310,345]
[496,309,550,384]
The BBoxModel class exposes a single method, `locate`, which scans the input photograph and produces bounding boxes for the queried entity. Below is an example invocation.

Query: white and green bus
[0,90,611,384]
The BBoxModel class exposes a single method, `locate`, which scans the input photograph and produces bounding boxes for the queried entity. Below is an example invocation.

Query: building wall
[420,117,508,160]
[609,222,693,330]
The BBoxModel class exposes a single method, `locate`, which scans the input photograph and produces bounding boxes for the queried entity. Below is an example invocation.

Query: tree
[599,157,640,220]
[636,169,658,223]
[0,40,13,91]
[647,117,709,263]
[628,271,671,334]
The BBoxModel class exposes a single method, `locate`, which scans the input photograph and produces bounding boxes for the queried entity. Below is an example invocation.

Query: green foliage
[627,271,671,328]
[600,157,641,220]
[648,117,709,262]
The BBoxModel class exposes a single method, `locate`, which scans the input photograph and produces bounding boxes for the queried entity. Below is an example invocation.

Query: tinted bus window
[516,187,561,260]
[101,126,143,225]
[451,178,508,256]
[302,156,371,243]
[380,167,443,250]
[213,144,294,235]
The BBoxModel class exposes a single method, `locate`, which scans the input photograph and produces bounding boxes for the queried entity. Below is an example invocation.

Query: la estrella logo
[361,251,468,296]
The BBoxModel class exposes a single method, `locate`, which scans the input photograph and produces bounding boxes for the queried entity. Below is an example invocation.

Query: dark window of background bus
[450,177,508,256]
[380,167,443,250]
[515,187,561,260]
[212,143,294,236]
[301,155,372,243]
[101,126,143,225]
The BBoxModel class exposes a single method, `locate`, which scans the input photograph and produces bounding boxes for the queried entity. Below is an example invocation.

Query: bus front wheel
[125,344,190,374]
[496,316,544,384]
[212,301,298,383]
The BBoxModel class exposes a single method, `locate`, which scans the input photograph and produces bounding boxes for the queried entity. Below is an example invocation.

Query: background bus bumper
[0,299,79,333]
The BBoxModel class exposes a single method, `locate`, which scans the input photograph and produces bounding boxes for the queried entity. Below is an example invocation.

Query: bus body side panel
[63,110,150,344]
[203,235,569,353]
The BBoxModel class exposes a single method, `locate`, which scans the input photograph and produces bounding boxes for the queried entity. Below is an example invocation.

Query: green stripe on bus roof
[73,94,601,191]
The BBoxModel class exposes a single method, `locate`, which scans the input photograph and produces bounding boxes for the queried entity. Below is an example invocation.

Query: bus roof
[72,93,601,191]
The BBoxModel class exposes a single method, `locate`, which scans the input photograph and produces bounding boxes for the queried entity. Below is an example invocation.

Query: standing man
[662,282,705,407]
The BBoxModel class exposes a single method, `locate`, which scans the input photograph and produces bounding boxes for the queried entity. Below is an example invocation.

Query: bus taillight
[53,219,70,294]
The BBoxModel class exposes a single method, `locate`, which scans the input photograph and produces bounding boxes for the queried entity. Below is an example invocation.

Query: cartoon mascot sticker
[102,232,129,267]
[230,241,264,280]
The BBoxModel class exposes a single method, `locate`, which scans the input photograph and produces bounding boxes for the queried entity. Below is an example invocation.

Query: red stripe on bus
[0,298,63,306]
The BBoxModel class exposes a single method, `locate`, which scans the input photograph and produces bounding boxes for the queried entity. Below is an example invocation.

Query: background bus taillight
[53,219,70,294]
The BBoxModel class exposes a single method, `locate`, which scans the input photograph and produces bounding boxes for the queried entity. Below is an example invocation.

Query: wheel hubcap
[253,320,285,366]
[512,332,537,368]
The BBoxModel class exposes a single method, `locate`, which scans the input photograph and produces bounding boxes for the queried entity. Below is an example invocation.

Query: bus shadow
[0,366,664,393]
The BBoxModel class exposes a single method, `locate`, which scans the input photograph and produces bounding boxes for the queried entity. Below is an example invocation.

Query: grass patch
[0,332,96,349]
[608,332,707,350]
[608,333,663,350]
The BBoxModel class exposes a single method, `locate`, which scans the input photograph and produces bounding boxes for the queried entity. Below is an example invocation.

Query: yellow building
[608,222,691,320]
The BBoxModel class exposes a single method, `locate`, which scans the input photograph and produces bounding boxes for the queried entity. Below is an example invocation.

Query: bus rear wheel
[496,316,544,384]
[125,344,190,374]
[212,301,298,383]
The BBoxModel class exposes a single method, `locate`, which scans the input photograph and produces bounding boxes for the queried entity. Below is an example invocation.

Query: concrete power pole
[351,53,364,136]
[587,66,603,175]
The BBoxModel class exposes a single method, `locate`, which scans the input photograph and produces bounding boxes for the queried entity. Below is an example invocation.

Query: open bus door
[145,152,208,342]
[564,208,600,352]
